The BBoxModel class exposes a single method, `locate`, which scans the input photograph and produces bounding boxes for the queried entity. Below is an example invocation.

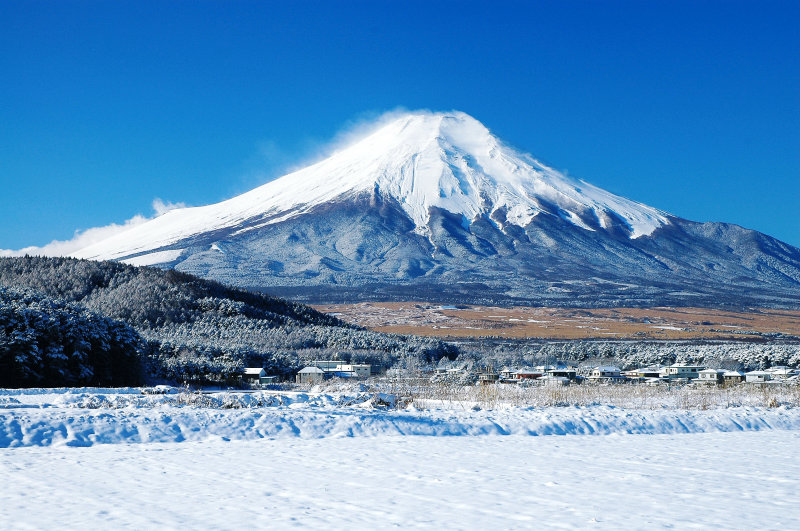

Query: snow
[2,388,800,528]
[71,111,670,263]
[120,248,183,266]
[1,431,799,529]
[3,388,800,448]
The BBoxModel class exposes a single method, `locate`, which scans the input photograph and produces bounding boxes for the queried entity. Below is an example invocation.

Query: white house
[589,366,622,381]
[296,366,325,384]
[766,367,799,380]
[623,367,663,379]
[661,364,705,380]
[745,371,772,384]
[697,368,725,384]
[335,364,372,378]
[308,361,372,378]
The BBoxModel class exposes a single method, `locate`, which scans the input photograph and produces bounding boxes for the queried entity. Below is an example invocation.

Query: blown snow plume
[30,112,800,306]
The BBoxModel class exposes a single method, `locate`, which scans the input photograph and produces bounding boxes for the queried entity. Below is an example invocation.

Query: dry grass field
[313,302,800,340]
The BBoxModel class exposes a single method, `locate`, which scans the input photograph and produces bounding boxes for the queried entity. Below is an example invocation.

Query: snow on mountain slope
[72,111,669,262]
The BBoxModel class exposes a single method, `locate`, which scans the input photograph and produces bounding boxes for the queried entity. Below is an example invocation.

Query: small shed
[296,366,325,384]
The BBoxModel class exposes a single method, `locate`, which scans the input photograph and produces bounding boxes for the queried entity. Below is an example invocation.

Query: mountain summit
[72,111,800,308]
[75,111,667,261]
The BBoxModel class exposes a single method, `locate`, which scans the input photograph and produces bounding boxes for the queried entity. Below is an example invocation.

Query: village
[242,361,800,389]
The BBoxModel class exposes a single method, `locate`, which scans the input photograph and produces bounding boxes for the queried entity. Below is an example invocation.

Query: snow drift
[3,388,800,448]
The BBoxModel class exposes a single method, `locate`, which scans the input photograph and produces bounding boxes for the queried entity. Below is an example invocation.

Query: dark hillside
[0,257,457,386]
[0,287,143,387]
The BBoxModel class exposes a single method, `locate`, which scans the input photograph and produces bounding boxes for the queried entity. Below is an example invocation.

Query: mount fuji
[70,111,800,307]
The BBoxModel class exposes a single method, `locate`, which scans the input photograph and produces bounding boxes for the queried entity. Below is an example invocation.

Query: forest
[0,256,457,387]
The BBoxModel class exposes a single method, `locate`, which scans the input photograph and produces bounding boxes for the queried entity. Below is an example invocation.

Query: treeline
[452,338,800,371]
[0,257,457,387]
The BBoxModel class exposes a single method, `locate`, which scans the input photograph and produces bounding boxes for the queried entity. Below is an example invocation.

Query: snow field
[1,432,798,529]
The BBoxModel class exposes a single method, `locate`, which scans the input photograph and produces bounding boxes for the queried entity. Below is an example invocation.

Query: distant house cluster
[243,362,799,388]
[295,361,373,384]
[450,363,800,387]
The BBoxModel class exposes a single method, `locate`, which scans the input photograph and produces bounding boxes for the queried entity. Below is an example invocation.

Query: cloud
[152,198,187,216]
[0,199,186,258]
[288,107,428,172]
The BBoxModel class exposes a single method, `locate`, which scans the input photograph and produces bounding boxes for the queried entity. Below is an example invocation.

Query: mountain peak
[73,111,669,262]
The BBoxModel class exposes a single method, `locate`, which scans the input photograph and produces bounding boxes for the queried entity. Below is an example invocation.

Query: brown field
[312,302,800,340]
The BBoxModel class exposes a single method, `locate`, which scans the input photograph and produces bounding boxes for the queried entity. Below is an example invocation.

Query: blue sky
[1,0,798,249]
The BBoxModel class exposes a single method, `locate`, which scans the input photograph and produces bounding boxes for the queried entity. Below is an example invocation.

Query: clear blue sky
[2,0,798,249]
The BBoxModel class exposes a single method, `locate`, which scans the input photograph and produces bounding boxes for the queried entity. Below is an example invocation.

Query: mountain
[70,111,800,308]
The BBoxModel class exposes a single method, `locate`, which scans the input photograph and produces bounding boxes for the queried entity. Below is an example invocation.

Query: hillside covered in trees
[0,257,457,387]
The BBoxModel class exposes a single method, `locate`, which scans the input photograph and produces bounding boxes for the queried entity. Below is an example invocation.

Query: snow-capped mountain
[71,111,800,307]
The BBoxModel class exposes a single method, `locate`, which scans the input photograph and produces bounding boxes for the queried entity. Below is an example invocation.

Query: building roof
[594,366,621,372]
[244,368,265,375]
[298,366,325,374]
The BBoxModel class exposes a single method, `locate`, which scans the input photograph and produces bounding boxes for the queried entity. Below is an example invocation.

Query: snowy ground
[2,388,800,529]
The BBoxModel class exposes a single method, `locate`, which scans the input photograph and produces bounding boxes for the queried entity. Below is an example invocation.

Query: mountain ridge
[23,111,800,308]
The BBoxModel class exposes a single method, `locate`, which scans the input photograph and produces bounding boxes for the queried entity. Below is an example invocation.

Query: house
[546,367,578,381]
[500,368,516,380]
[336,364,372,378]
[479,373,499,385]
[514,369,544,380]
[243,368,279,385]
[330,364,371,379]
[623,367,663,379]
[313,360,342,372]
[661,364,705,380]
[296,366,325,384]
[243,368,266,383]
[308,361,372,379]
[722,370,745,384]
[697,368,725,385]
[766,367,800,380]
[588,366,623,382]
[745,371,772,384]
[539,374,570,386]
